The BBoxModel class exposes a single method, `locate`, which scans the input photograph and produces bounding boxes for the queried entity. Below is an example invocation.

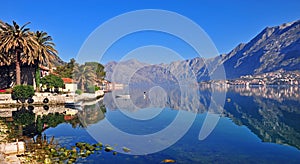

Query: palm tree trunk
[81,81,84,92]
[6,66,10,88]
[15,52,21,85]
[35,62,40,92]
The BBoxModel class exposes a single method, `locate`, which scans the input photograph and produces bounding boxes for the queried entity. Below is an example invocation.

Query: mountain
[221,20,300,79]
[51,55,65,67]
[105,20,300,83]
[104,59,148,83]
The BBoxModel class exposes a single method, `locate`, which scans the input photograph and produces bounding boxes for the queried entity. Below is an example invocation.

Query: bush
[41,74,64,92]
[95,86,100,91]
[87,85,100,93]
[12,85,34,103]
[75,89,82,95]
[87,85,94,93]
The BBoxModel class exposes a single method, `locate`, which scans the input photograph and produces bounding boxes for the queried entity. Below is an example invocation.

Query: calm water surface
[2,86,300,163]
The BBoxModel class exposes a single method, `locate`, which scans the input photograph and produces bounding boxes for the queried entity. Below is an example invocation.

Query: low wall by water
[0,93,66,107]
[0,90,105,108]
[32,93,65,105]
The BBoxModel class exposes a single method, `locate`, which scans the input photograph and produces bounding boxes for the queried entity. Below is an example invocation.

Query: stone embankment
[0,90,105,108]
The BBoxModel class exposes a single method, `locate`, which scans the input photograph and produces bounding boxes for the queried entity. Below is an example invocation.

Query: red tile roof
[62,78,75,84]
[64,115,75,121]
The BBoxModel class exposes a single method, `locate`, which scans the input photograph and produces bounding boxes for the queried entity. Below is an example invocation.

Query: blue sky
[1,0,300,64]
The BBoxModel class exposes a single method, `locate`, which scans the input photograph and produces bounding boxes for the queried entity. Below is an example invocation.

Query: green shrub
[88,85,101,93]
[41,74,64,92]
[75,89,82,95]
[12,85,34,103]
[95,86,100,91]
[87,85,100,93]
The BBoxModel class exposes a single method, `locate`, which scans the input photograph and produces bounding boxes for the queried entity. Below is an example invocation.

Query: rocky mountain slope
[105,20,300,83]
[221,20,300,79]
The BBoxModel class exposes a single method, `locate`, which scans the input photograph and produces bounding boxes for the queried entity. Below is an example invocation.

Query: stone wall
[0,93,66,106]
[32,93,66,105]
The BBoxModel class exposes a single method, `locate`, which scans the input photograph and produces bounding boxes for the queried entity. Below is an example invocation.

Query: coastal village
[0,20,119,163]
[199,70,300,87]
[0,19,122,105]
[226,70,300,86]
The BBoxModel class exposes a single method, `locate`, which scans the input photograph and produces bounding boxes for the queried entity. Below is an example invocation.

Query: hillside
[221,20,300,79]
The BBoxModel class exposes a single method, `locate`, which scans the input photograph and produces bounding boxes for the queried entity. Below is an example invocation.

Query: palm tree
[0,22,13,88]
[0,51,11,66]
[34,31,57,66]
[0,21,38,85]
[0,21,13,77]
[0,50,13,88]
[74,64,96,91]
[34,31,58,91]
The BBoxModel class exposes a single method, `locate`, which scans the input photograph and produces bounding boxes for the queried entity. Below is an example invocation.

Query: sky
[1,0,300,64]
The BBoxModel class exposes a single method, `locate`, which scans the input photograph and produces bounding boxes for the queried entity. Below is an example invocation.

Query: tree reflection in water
[0,101,110,163]
[9,106,83,139]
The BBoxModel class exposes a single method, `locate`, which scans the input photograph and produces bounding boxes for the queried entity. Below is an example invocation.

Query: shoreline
[0,90,105,109]
[0,92,104,163]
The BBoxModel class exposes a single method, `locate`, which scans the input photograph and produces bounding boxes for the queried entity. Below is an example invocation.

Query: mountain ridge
[221,19,300,79]
[105,19,300,83]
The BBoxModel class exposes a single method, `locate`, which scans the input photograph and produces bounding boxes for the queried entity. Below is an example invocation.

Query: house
[60,78,77,93]
[39,65,50,78]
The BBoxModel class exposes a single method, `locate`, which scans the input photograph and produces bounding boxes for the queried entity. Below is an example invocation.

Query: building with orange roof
[60,78,77,93]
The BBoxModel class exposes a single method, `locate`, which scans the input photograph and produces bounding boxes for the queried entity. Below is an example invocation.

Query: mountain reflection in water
[103,85,300,150]
[224,86,300,150]
[0,86,299,163]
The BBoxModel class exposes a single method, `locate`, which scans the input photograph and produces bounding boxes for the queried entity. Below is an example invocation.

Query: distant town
[202,70,300,86]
